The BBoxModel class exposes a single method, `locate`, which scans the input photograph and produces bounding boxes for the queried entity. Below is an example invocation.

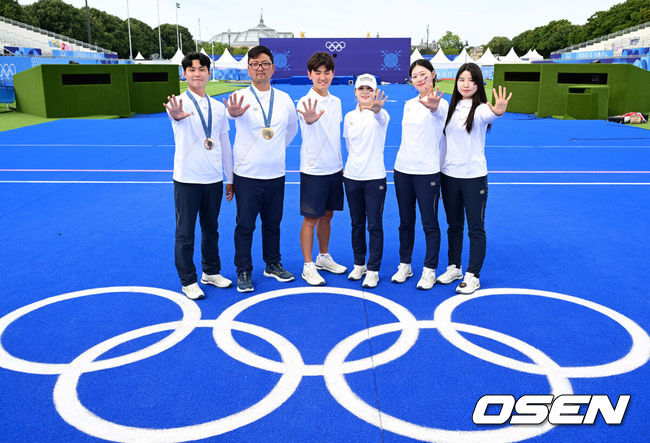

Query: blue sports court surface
[1,84,649,442]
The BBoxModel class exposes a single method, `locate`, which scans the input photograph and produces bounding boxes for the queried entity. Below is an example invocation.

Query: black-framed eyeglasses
[249,62,273,70]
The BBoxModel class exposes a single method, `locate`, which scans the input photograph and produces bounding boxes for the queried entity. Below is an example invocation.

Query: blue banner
[259,38,410,83]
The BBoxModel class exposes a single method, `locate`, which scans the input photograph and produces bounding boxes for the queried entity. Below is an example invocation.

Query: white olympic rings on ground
[325,41,346,52]
[213,286,419,375]
[0,286,201,375]
[53,319,304,443]
[434,288,650,378]
[324,320,571,442]
[0,286,648,442]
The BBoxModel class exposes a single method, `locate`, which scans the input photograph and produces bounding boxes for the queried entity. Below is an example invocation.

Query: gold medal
[204,138,215,150]
[262,127,274,140]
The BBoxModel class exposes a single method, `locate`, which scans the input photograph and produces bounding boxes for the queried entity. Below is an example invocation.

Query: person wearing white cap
[342,73,389,289]
[391,59,448,290]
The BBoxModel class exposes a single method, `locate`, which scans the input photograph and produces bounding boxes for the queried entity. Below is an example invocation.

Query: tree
[438,31,464,55]
[0,0,25,22]
[484,36,512,56]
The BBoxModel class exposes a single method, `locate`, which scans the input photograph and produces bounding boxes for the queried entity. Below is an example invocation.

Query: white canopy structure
[454,48,474,64]
[171,48,184,64]
[431,48,451,64]
[200,47,208,56]
[498,47,526,63]
[237,52,249,69]
[529,49,544,61]
[134,51,145,60]
[410,48,424,64]
[215,48,240,69]
[477,47,499,65]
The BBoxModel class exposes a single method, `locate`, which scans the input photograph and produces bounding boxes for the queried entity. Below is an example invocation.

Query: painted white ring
[324,320,572,442]
[434,288,650,378]
[53,319,304,442]
[212,286,419,376]
[0,286,201,374]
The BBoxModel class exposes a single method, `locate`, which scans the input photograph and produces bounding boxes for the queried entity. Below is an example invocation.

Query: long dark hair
[444,63,487,134]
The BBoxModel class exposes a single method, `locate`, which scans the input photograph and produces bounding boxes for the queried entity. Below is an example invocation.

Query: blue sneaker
[263,263,294,282]
[237,271,254,293]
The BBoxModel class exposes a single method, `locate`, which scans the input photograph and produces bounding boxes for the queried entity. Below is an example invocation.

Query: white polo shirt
[394,95,449,175]
[441,100,499,178]
[342,106,389,181]
[169,89,233,184]
[297,88,343,175]
[231,85,298,179]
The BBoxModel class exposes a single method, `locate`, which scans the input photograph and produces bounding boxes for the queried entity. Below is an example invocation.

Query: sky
[18,0,624,45]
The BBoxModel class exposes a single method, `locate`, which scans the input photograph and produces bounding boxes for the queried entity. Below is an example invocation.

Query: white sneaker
[200,272,232,288]
[315,253,347,274]
[416,267,436,290]
[348,264,367,281]
[456,272,480,294]
[302,262,325,286]
[391,263,413,283]
[181,282,205,300]
[362,271,379,288]
[436,265,463,284]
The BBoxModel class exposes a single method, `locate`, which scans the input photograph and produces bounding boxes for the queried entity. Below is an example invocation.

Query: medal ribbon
[186,90,212,140]
[249,86,274,129]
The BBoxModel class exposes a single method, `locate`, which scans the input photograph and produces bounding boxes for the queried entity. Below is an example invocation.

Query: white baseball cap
[355,73,377,90]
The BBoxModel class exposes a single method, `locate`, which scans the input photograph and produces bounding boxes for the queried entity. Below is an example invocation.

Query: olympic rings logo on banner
[0,286,648,442]
[325,41,346,52]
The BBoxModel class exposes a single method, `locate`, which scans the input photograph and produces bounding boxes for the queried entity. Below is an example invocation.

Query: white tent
[410,48,424,64]
[215,48,240,69]
[477,47,499,65]
[529,49,544,61]
[134,51,145,60]
[200,47,208,56]
[171,48,184,64]
[498,47,526,63]
[431,48,451,64]
[237,52,249,69]
[453,48,474,64]
[521,49,534,60]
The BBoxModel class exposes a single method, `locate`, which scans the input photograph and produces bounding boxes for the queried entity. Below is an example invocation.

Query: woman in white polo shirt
[343,73,389,289]
[391,59,448,290]
[437,62,511,294]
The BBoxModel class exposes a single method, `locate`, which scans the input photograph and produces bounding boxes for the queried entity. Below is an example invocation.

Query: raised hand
[297,98,325,125]
[361,89,388,113]
[223,92,250,118]
[488,85,513,116]
[418,85,444,113]
[163,95,191,121]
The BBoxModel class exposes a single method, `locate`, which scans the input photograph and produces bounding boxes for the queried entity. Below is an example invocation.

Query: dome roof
[209,13,293,47]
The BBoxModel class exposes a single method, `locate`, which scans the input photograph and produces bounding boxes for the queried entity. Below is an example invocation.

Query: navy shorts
[300,170,344,218]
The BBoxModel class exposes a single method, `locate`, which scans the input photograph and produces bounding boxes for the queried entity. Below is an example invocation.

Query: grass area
[179,80,246,97]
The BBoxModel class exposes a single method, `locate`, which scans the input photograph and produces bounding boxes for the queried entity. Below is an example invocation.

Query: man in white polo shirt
[224,45,299,293]
[296,52,347,286]
[164,52,234,300]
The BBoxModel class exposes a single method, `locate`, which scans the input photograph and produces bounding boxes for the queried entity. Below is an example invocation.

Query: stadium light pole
[85,0,92,44]
[126,0,133,60]
[175,2,180,51]
[157,0,162,59]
